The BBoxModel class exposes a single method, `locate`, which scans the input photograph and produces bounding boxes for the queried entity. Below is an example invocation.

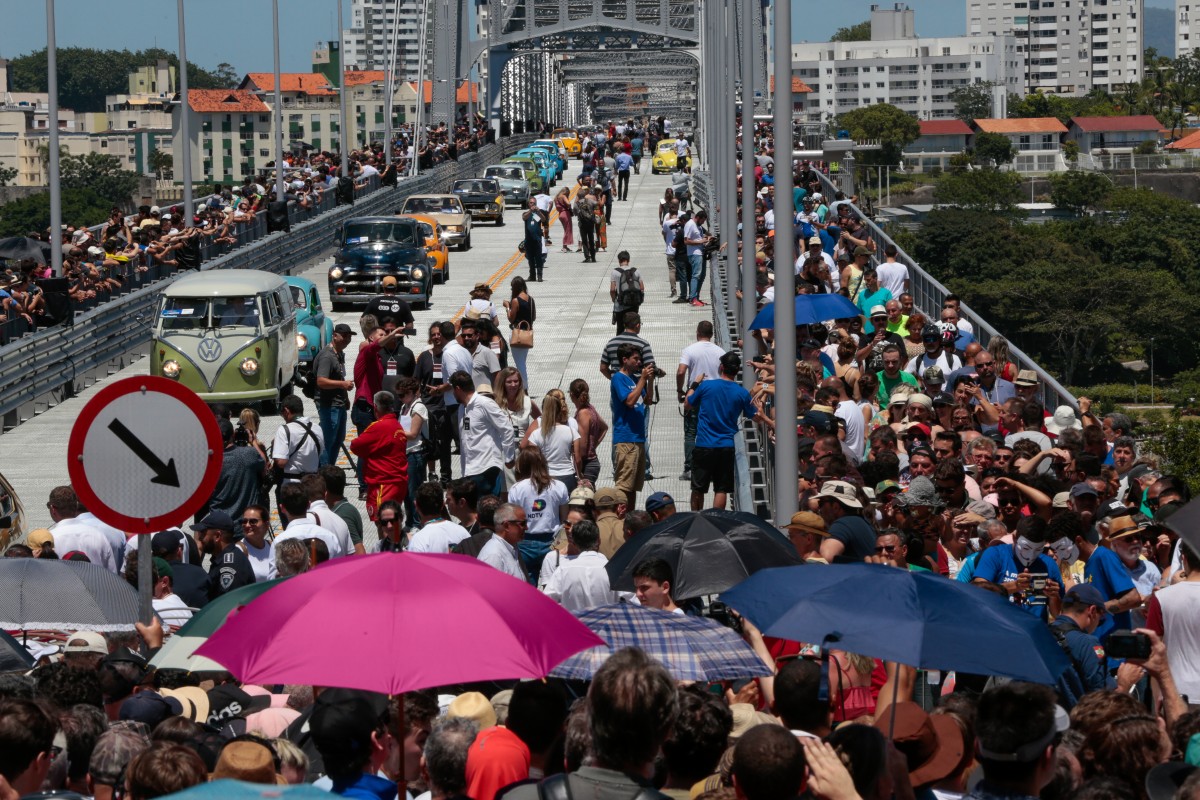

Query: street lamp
[176,0,193,219]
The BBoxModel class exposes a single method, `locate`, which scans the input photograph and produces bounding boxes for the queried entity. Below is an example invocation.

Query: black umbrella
[0,629,34,672]
[0,559,140,632]
[0,237,51,264]
[1163,496,1200,555]
[605,510,801,600]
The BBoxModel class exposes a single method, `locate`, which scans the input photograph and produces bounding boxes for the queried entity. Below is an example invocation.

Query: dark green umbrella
[150,579,285,671]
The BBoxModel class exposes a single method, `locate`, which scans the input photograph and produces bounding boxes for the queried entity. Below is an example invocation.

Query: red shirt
[354,339,383,404]
[349,413,408,485]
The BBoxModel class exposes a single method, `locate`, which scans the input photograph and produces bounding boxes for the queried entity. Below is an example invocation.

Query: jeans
[525,250,545,280]
[402,446,427,530]
[554,474,578,495]
[511,345,531,390]
[688,252,706,301]
[617,170,630,200]
[350,399,376,490]
[579,220,596,260]
[674,253,690,297]
[318,405,348,467]
[518,536,553,585]
[683,406,698,472]
[604,189,615,222]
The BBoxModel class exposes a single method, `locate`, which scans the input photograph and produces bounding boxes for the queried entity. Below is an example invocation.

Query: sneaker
[678,470,692,481]
[689,298,704,307]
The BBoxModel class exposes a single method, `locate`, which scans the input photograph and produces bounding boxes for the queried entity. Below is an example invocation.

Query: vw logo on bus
[197,337,223,362]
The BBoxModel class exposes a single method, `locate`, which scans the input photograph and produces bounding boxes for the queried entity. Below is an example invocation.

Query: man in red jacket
[350,390,409,521]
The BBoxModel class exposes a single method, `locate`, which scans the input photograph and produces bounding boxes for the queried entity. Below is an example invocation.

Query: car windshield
[342,222,417,245]
[405,197,462,214]
[290,285,308,308]
[160,297,260,331]
[658,141,674,151]
[454,180,493,193]
[486,167,523,180]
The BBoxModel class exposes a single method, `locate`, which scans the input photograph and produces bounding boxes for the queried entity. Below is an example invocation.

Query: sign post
[68,377,222,622]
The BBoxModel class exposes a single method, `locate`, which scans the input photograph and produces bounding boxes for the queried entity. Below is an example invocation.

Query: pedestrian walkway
[6,164,715,549]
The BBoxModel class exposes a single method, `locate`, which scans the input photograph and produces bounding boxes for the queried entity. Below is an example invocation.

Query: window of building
[260,149,270,157]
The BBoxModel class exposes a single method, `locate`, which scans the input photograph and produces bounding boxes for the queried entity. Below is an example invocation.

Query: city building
[172,89,273,186]
[791,4,1016,123]
[972,116,1067,171]
[902,119,974,171]
[342,0,431,79]
[1067,114,1161,153]
[967,0,1143,97]
[1180,0,1199,56]
[239,73,343,153]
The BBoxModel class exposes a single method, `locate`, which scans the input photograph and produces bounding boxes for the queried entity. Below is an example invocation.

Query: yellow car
[399,213,450,283]
[553,128,582,158]
[652,139,679,174]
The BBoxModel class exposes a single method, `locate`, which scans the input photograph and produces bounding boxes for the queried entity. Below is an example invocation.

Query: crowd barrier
[0,135,537,433]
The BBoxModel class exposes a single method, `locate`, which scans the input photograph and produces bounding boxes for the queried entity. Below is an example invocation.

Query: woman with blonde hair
[987,334,1018,383]
[527,391,581,493]
[493,366,540,446]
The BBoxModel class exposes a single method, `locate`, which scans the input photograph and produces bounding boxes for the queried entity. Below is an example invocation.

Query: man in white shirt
[822,378,865,466]
[407,482,471,553]
[676,321,726,482]
[875,243,910,298]
[150,559,194,628]
[662,202,683,300]
[301,475,353,558]
[479,503,527,580]
[272,484,344,560]
[451,371,516,498]
[47,486,117,572]
[75,504,127,570]
[273,396,324,487]
[801,236,837,287]
[543,520,617,611]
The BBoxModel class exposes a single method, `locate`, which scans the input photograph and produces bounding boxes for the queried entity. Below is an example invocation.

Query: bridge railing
[0,135,537,433]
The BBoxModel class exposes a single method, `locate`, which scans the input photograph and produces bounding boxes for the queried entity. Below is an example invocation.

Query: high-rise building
[967,0,1143,96]
[791,4,1015,122]
[1179,0,1200,55]
[342,0,431,80]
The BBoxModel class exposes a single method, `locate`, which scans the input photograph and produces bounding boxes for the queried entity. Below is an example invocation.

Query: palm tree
[148,148,173,181]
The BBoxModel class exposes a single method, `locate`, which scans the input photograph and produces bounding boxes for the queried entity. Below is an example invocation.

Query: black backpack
[617,267,644,308]
[672,215,691,253]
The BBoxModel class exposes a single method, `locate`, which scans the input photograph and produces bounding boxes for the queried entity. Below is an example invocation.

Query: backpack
[617,267,644,308]
[673,216,690,253]
[1049,618,1088,709]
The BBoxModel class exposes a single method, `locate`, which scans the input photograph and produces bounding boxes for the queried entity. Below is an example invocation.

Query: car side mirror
[0,515,11,530]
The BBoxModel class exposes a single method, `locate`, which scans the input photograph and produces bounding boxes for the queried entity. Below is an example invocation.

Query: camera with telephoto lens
[703,601,744,634]
[232,422,251,447]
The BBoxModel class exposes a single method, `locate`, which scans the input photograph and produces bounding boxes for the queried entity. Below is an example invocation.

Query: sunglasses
[875,544,897,553]
[379,518,400,526]
[238,518,264,525]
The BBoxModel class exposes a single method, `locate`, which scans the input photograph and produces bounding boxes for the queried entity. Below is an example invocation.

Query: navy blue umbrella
[720,563,1071,684]
[748,293,861,330]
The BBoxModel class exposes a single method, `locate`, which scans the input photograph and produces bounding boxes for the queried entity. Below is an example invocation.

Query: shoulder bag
[511,320,534,349]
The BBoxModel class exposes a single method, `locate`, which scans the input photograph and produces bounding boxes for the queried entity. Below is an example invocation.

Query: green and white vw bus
[151,270,300,412]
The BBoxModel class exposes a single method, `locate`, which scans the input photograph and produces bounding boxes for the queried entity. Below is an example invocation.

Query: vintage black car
[329,217,434,310]
[451,178,505,225]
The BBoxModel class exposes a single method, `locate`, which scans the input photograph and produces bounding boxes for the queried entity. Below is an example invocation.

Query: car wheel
[496,212,505,227]
[461,231,472,251]
[331,300,349,312]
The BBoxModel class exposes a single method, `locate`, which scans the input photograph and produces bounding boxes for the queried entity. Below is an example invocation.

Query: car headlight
[448,225,462,232]
[296,333,308,349]
[412,267,425,280]
[329,266,345,279]
[161,359,181,379]
[490,203,501,211]
[240,357,260,377]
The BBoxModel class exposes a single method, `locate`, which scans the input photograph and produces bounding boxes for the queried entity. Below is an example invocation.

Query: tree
[0,188,112,237]
[59,153,140,204]
[1062,140,1080,163]
[835,103,920,164]
[933,169,1023,213]
[972,132,1016,166]
[148,149,173,181]
[213,63,239,88]
[1047,170,1112,213]
[949,82,996,121]
[831,21,872,42]
[0,166,16,187]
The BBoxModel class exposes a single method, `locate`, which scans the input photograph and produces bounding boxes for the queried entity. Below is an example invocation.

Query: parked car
[484,164,532,206]
[152,269,300,412]
[553,128,582,158]
[329,216,434,309]
[397,212,451,283]
[397,194,472,250]
[451,178,505,225]
[285,275,333,376]
[515,149,558,187]
[652,139,679,174]
[502,155,545,193]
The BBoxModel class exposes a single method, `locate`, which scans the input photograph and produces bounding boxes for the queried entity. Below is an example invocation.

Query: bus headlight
[161,360,181,379]
[239,358,260,377]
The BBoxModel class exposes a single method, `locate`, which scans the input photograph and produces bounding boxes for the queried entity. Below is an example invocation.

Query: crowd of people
[2,115,1199,800]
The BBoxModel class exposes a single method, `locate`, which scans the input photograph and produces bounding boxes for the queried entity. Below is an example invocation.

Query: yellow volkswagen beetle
[553,128,582,158]
[652,139,679,174]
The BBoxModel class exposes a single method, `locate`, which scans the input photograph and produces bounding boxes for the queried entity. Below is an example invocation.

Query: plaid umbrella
[550,603,773,682]
[0,559,140,632]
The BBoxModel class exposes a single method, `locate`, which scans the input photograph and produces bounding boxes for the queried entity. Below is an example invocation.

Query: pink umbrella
[193,552,604,695]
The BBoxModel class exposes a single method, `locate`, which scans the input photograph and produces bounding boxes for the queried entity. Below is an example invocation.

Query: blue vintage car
[285,275,334,374]
[524,143,565,179]
[515,148,558,189]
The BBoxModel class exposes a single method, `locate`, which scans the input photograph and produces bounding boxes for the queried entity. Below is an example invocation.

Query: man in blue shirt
[684,352,773,511]
[972,515,1062,620]
[615,150,634,200]
[1050,584,1121,709]
[1082,513,1141,640]
[611,343,655,510]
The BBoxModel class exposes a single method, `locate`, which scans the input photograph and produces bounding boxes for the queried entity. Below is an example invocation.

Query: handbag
[510,320,534,348]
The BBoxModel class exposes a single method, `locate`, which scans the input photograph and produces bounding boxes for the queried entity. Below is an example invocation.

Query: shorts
[691,446,735,494]
[613,442,647,496]
[366,480,408,521]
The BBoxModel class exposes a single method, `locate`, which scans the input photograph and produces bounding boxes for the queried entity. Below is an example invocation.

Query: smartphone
[1107,631,1152,660]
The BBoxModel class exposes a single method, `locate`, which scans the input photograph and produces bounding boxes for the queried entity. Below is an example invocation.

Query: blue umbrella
[748,294,861,331]
[160,781,333,800]
[550,603,772,682]
[720,563,1071,684]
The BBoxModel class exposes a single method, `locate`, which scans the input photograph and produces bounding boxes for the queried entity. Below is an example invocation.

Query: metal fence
[692,171,770,517]
[0,135,536,433]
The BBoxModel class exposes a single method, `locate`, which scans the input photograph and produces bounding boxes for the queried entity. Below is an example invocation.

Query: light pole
[337,0,349,183]
[271,0,286,201]
[384,0,402,168]
[176,0,192,219]
[739,0,756,388]
[412,0,430,177]
[46,0,63,277]
[772,0,796,524]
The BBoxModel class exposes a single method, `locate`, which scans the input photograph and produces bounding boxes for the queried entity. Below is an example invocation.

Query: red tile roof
[1070,115,1161,133]
[769,76,815,94]
[1166,130,1200,150]
[242,73,336,96]
[973,117,1067,134]
[918,119,972,136]
[408,81,480,103]
[187,89,270,114]
[343,70,387,86]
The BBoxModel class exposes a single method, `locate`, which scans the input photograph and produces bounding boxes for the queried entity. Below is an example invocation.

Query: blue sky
[0,0,1173,77]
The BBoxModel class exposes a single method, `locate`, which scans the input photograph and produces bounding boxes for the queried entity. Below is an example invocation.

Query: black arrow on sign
[107,419,180,487]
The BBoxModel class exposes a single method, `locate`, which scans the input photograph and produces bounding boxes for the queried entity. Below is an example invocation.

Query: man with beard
[1107,520,1160,628]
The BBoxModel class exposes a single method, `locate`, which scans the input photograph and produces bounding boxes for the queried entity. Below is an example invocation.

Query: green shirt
[876,370,918,404]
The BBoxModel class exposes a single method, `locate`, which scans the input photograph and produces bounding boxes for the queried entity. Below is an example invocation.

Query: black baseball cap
[310,688,390,757]
[333,323,357,337]
[151,529,185,557]
[206,685,271,727]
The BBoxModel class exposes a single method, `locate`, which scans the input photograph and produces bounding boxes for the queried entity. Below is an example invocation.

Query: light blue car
[524,143,565,179]
[285,275,334,375]
[517,148,558,188]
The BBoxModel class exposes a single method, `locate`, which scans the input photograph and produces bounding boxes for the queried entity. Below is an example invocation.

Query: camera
[233,422,251,447]
[652,367,667,379]
[702,601,744,634]
[1106,630,1152,660]
[1027,576,1047,606]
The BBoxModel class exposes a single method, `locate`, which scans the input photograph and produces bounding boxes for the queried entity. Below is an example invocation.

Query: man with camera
[683,210,713,307]
[207,418,269,534]
[272,395,324,493]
